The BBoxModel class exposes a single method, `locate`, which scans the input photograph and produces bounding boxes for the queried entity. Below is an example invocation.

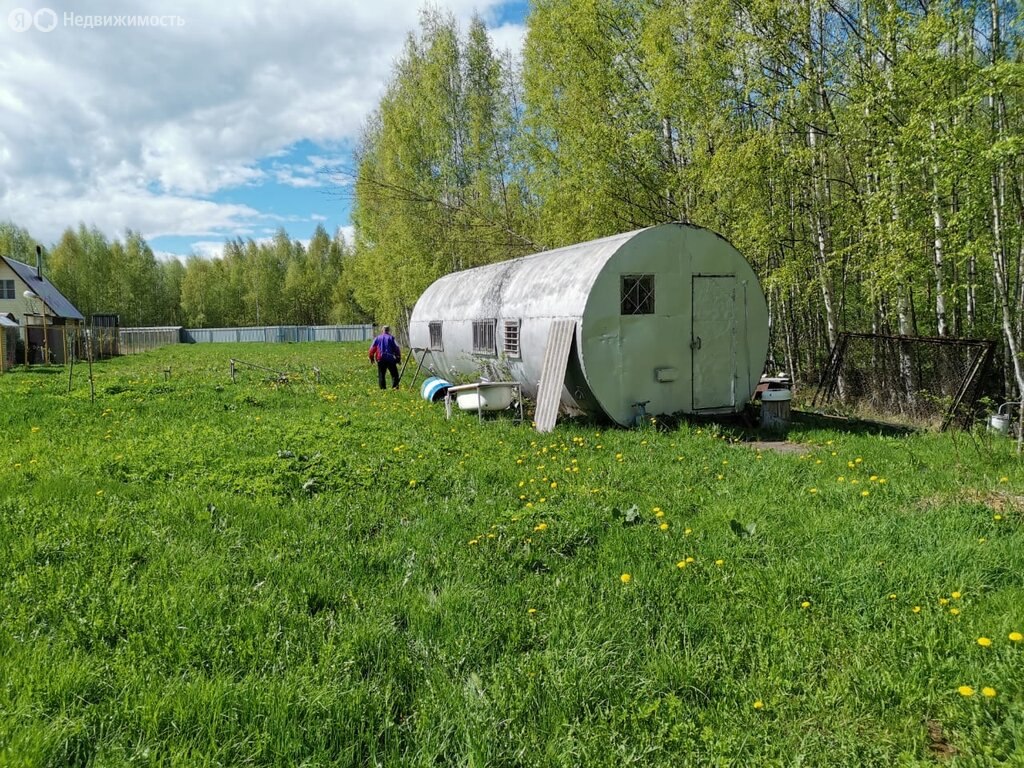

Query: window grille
[472,320,496,354]
[621,275,655,315]
[0,280,14,300]
[503,320,520,357]
[429,321,443,350]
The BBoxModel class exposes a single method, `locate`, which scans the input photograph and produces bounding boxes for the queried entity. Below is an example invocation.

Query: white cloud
[0,0,522,245]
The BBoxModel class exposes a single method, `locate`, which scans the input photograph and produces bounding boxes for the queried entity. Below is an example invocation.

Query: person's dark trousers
[377,360,399,389]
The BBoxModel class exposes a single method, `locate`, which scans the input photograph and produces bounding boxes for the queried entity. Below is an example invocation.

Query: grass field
[1,342,1022,766]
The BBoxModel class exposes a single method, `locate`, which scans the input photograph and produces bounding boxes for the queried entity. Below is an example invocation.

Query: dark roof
[1,256,84,320]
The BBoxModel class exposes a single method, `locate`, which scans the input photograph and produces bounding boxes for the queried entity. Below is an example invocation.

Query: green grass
[0,342,1022,766]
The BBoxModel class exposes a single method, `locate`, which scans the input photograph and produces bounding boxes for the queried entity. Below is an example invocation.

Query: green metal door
[692,275,737,410]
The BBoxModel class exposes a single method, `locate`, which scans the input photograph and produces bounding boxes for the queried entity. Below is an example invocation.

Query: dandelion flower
[861,490,870,497]
[982,687,997,698]
[684,528,692,535]
[676,561,687,569]
[534,523,548,532]
[912,606,921,614]
[949,608,960,616]
[527,608,537,615]
[715,559,724,566]
[889,593,897,600]
[96,490,104,496]
[958,686,975,697]
[753,700,764,710]
[1009,631,1023,642]
[977,637,992,647]
[809,488,818,494]
[951,591,962,600]
[408,479,417,487]
[938,598,949,606]
[801,601,811,609]
[654,508,664,517]
[994,514,1003,521]
[620,573,632,584]
[659,522,669,531]
[999,476,1008,483]
[468,539,479,545]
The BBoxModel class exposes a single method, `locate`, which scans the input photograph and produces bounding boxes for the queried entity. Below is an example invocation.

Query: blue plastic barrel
[420,376,452,403]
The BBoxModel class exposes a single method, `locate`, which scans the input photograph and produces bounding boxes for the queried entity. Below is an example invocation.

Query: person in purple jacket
[368,325,402,390]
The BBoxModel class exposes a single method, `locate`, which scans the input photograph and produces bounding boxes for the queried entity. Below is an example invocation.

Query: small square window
[503,320,520,357]
[429,321,443,351]
[1,280,14,300]
[472,320,496,355]
[621,274,655,315]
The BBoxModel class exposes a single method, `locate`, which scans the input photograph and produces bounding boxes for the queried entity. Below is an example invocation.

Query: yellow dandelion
[979,537,987,543]
[408,479,417,487]
[958,686,974,697]
[534,523,548,532]
[999,476,1008,483]
[949,608,961,616]
[1007,631,1022,642]
[801,601,811,609]
[869,475,878,481]
[889,593,897,600]
[676,561,687,569]
[96,490,104,496]
[861,490,870,497]
[878,478,887,484]
[684,528,692,535]
[468,539,479,545]
[31,426,40,433]
[714,559,724,566]
[994,514,1003,521]
[951,591,961,600]
[977,637,992,647]
[982,687,997,698]
[620,573,632,584]
[837,476,845,483]
[753,700,764,710]
[654,508,664,517]
[809,488,818,494]
[685,556,695,563]
[939,598,949,606]
[527,608,537,615]
[659,522,669,531]
[912,606,921,614]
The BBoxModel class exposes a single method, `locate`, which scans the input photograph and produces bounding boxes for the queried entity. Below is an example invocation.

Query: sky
[0,0,529,260]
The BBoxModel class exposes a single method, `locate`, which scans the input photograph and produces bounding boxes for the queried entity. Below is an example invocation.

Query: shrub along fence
[118,325,374,355]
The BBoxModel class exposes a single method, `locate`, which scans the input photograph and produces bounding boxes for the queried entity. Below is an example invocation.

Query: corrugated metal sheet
[534,319,576,433]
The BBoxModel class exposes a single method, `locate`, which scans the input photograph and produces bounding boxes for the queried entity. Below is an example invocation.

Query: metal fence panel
[119,324,374,353]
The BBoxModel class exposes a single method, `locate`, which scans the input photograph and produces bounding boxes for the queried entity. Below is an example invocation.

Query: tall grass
[0,343,1021,766]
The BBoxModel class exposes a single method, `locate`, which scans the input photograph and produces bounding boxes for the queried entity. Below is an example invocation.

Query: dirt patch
[919,490,1024,514]
[735,440,813,455]
[925,719,957,760]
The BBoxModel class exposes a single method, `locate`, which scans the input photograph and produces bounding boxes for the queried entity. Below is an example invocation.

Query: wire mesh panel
[813,333,995,430]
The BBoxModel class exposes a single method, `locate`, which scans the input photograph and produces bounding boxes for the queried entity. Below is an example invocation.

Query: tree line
[0,221,369,329]
[349,1,1024,396]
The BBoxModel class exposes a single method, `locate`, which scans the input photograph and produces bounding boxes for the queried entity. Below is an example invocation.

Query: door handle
[690,336,702,351]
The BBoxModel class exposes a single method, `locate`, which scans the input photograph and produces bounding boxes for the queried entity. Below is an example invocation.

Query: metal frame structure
[813,332,996,431]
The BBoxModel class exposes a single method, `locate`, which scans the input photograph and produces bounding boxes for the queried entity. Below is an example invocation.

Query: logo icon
[7,7,33,31]
[34,8,57,32]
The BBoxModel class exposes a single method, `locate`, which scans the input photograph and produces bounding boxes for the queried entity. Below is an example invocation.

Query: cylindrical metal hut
[409,223,769,426]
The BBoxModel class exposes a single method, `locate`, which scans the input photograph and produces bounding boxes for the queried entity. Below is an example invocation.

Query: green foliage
[349,10,535,326]
[1,343,1022,765]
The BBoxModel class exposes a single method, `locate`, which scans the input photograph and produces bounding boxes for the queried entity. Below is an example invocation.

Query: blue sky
[0,0,529,260]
